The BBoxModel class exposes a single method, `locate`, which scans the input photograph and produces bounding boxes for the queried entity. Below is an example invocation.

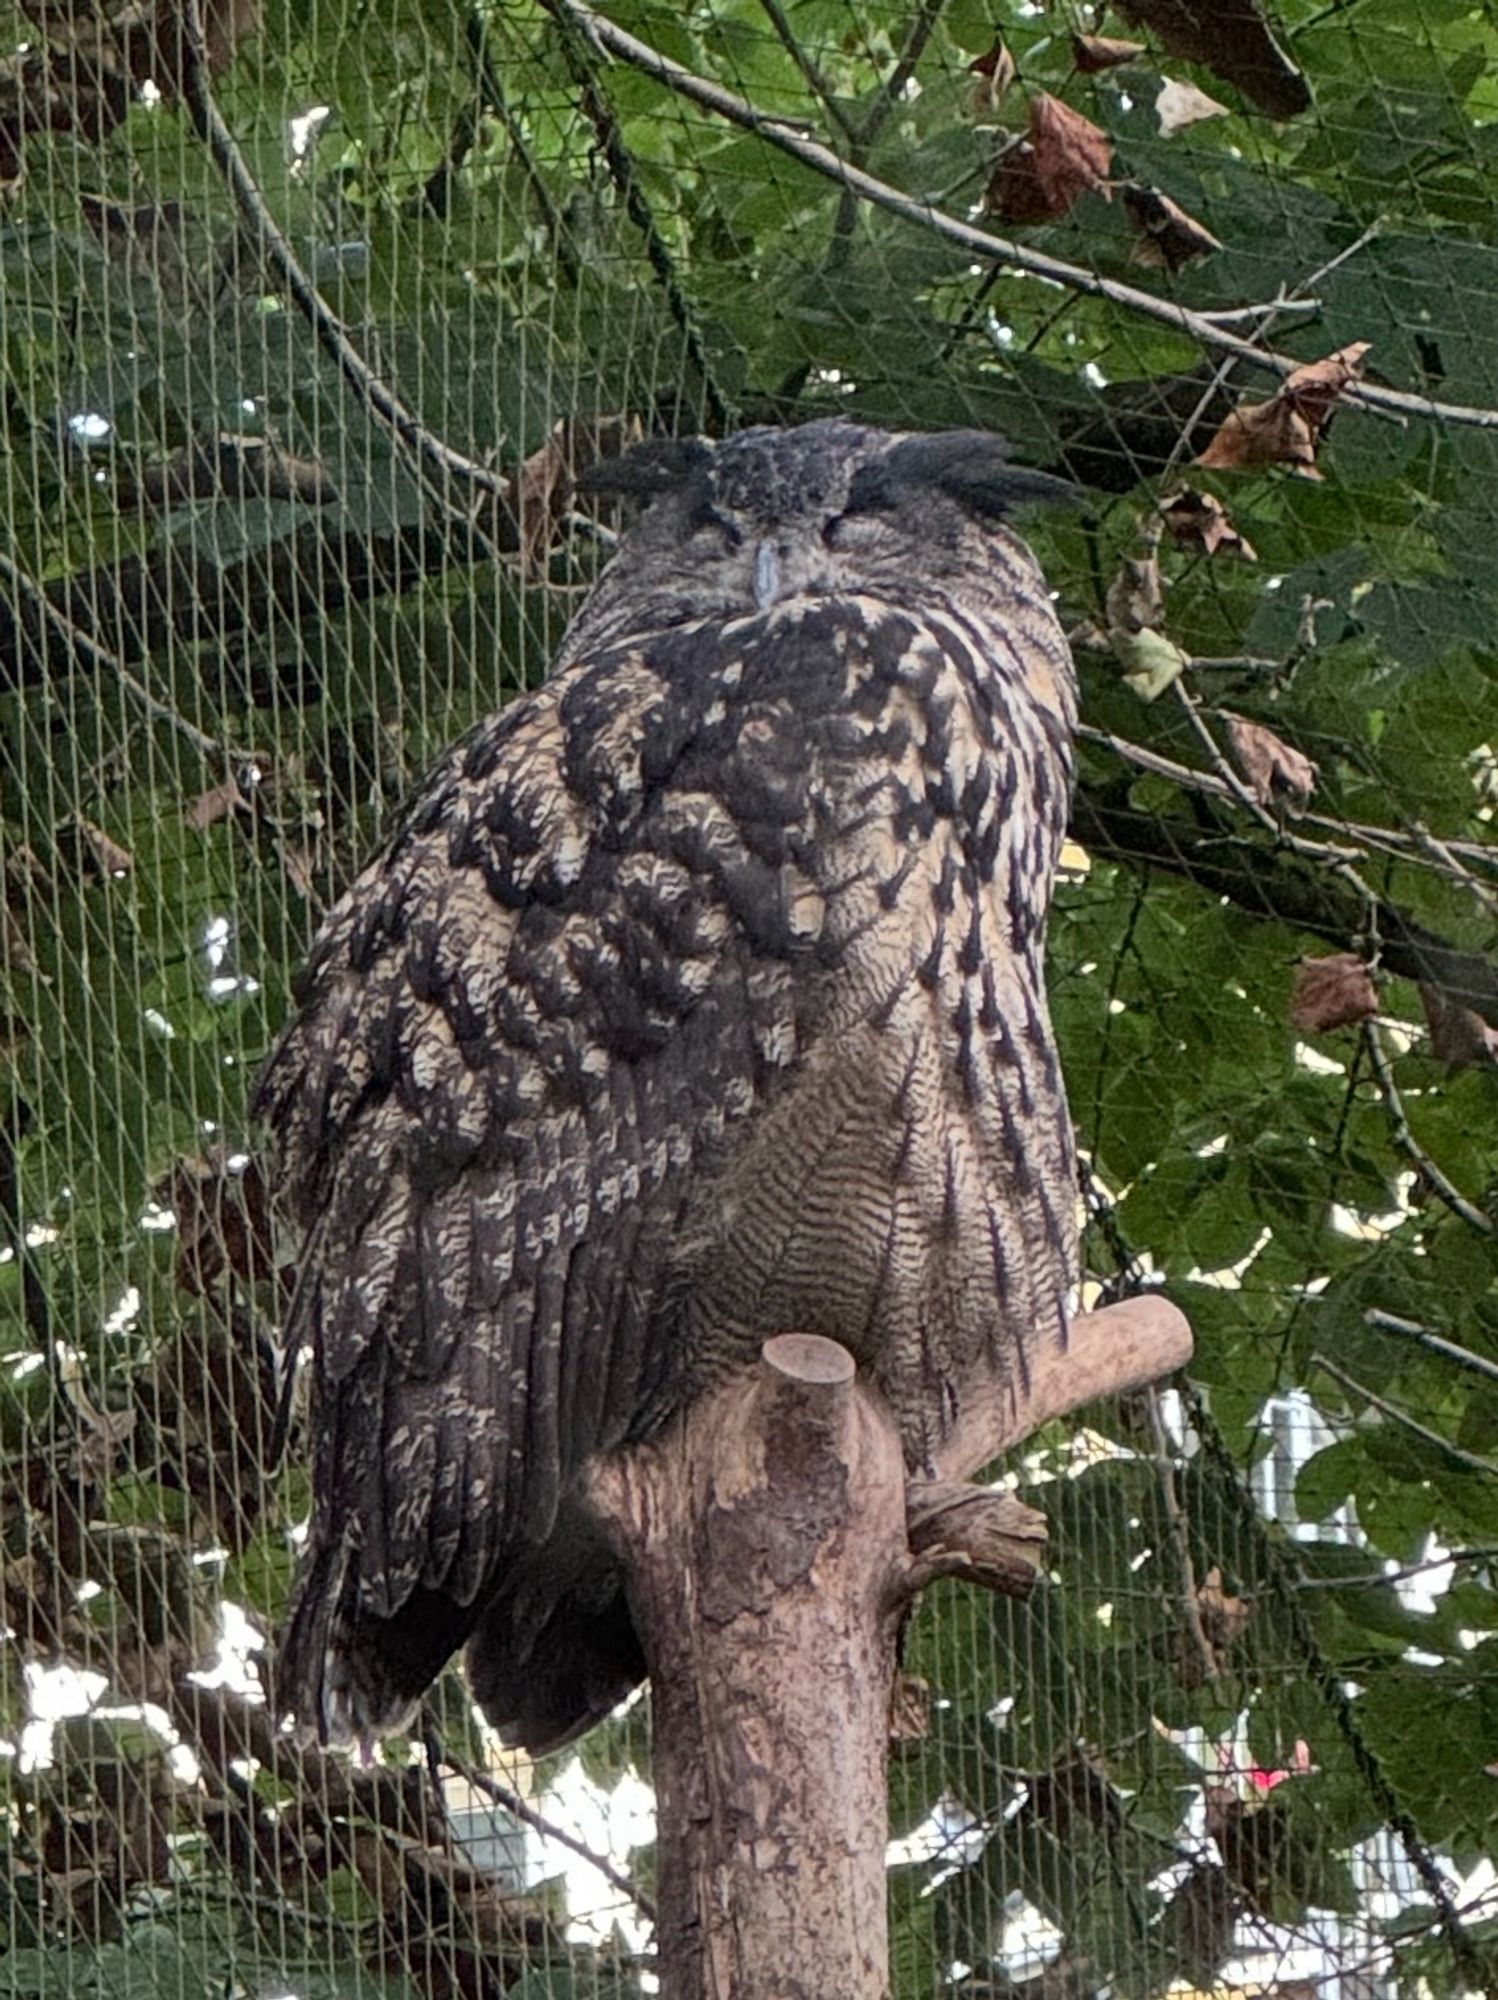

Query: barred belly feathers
[256,419,1080,1753]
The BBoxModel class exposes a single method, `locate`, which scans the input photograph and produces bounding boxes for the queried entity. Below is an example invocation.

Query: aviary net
[1,3,1496,1996]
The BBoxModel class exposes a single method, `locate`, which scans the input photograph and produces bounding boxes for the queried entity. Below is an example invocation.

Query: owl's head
[565,419,1073,661]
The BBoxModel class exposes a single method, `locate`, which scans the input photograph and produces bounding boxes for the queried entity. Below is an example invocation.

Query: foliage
[1,0,1497,1994]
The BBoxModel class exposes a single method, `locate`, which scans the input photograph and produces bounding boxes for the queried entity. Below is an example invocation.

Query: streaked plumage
[257,420,1079,1752]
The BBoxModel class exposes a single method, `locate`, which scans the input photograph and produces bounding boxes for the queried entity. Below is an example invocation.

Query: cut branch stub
[904,1481,1048,1597]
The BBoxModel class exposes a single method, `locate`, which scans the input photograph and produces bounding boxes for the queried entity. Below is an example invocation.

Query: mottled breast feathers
[257,418,1080,1752]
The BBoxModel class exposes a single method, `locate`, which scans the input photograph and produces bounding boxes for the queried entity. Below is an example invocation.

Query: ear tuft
[577,435,714,501]
[847,430,1074,519]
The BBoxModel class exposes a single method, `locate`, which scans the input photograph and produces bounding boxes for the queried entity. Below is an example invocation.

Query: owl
[256,419,1080,1753]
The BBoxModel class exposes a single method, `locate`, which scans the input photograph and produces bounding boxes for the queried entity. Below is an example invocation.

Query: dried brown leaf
[1290,954,1378,1033]
[1282,340,1371,437]
[277,840,317,902]
[991,92,1112,225]
[64,818,133,880]
[968,36,1016,114]
[1105,553,1165,635]
[1073,33,1145,74]
[1115,0,1310,118]
[1161,489,1256,559]
[1155,76,1230,136]
[1,906,40,979]
[1122,183,1222,269]
[1197,1567,1251,1654]
[889,1672,931,1746]
[161,1153,277,1296]
[1196,343,1369,477]
[493,415,643,571]
[1224,714,1317,809]
[1196,397,1318,476]
[184,778,248,831]
[1420,983,1498,1069]
[0,0,257,187]
[514,429,573,574]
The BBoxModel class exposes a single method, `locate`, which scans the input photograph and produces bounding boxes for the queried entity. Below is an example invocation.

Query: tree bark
[589,1333,904,2000]
[586,1296,1192,2000]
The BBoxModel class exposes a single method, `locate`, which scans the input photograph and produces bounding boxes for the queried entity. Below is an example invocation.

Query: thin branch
[553,0,1498,433]
[1183,654,1284,672]
[1195,298,1322,326]
[420,1715,657,1926]
[0,515,484,694]
[1140,694,1375,878]
[545,1,735,433]
[1145,1386,1219,1686]
[428,6,577,280]
[1077,719,1498,892]
[0,545,229,766]
[1295,1545,1498,1590]
[1398,818,1498,919]
[856,0,947,146]
[1148,231,1380,495]
[757,0,856,137]
[1093,1163,1488,1994]
[1365,1309,1498,1385]
[178,0,509,532]
[1191,1394,1487,1985]
[1298,217,1387,294]
[1310,1353,1498,1477]
[1363,1022,1496,1236]
[1071,776,1498,1027]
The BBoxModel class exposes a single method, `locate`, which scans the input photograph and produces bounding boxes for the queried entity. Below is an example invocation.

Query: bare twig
[553,0,1498,433]
[1077,720,1498,885]
[1172,690,1380,902]
[1145,1387,1220,1686]
[1365,1310,1498,1385]
[178,0,509,532]
[427,6,576,278]
[1183,655,1284,672]
[1310,1352,1498,1477]
[757,0,856,136]
[1363,1022,1496,1236]
[0,545,228,765]
[1072,765,1498,1027]
[1396,820,1498,919]
[1087,1163,1490,1995]
[1299,218,1388,294]
[420,1716,657,1926]
[545,1,734,433]
[1148,233,1382,497]
[1295,1544,1498,1590]
[1196,298,1322,326]
[856,0,947,146]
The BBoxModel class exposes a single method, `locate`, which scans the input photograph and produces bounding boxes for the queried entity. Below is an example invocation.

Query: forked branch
[585,1297,1191,2000]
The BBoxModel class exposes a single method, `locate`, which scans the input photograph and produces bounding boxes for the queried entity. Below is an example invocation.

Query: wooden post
[586,1297,1192,2000]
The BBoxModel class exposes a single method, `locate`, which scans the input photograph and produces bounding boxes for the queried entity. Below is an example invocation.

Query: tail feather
[277,1542,480,1744]
[277,1510,643,1754]
[465,1512,645,1755]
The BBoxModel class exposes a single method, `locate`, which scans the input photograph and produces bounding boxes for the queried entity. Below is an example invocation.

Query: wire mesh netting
[2,0,1498,1994]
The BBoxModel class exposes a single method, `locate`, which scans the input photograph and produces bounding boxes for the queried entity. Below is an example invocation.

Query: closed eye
[686,503,744,551]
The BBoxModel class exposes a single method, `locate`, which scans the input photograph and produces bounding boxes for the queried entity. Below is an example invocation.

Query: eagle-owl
[257,420,1079,1753]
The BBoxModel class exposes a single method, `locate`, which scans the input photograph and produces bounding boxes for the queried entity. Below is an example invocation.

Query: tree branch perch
[584,1298,1191,2000]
